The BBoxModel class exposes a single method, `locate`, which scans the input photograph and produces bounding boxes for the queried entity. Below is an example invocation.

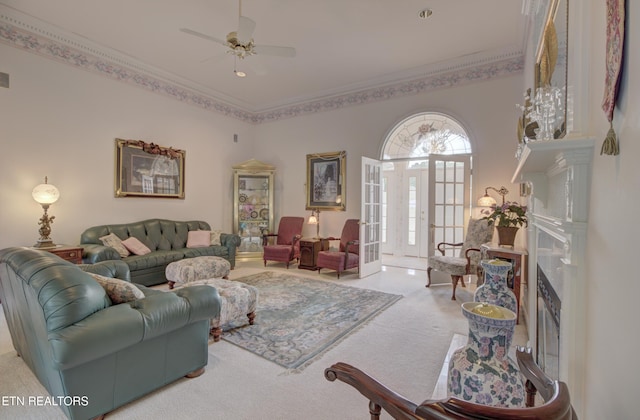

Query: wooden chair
[316,219,360,278]
[426,218,494,300]
[262,216,304,268]
[325,347,577,420]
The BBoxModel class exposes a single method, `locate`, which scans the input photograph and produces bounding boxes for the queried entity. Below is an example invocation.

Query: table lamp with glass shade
[308,209,320,239]
[32,176,60,249]
[477,186,509,207]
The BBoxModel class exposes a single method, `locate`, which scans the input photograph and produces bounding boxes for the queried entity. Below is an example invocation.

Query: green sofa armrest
[48,286,220,370]
[130,285,220,339]
[82,243,121,263]
[79,259,131,281]
[221,233,241,248]
[172,285,222,322]
[220,233,241,268]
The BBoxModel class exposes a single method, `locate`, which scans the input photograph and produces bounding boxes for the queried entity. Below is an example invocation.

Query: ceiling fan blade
[253,45,296,58]
[179,28,226,46]
[237,16,256,44]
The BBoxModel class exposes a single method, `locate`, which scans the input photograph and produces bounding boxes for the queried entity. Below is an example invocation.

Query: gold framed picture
[114,138,185,198]
[306,151,346,211]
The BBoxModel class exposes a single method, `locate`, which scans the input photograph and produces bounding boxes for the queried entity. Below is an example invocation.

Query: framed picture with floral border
[114,138,185,198]
[306,151,346,211]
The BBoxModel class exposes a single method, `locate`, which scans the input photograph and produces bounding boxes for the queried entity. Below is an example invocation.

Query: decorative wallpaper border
[0,20,254,122]
[251,57,524,124]
[0,18,523,125]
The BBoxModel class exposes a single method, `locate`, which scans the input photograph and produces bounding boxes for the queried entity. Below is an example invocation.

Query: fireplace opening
[537,264,561,379]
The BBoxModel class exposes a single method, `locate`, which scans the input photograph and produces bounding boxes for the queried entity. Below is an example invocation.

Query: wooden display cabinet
[233,159,275,260]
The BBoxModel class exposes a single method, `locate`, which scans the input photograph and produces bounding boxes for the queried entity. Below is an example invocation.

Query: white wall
[583,1,638,418]
[254,75,525,240]
[0,45,254,249]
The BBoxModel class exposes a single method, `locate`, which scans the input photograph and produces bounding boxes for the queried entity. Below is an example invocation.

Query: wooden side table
[44,245,84,264]
[298,238,327,270]
[480,243,528,324]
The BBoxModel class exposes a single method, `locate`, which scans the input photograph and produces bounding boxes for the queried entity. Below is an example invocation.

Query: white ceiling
[1,0,527,112]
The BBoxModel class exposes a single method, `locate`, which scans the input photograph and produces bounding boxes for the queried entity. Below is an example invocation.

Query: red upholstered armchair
[262,216,304,268]
[317,219,360,278]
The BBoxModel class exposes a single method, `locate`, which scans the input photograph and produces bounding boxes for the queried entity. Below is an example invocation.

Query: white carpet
[0,262,527,420]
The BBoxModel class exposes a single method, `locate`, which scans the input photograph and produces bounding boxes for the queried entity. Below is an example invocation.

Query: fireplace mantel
[512,137,595,213]
[512,136,594,416]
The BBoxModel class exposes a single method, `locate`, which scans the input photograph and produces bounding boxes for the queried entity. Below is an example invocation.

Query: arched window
[383,112,471,161]
[380,112,472,259]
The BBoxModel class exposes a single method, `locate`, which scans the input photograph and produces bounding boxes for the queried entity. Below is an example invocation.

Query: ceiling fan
[180,0,296,65]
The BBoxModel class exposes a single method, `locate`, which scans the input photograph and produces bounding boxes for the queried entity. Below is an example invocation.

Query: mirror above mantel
[525,0,569,142]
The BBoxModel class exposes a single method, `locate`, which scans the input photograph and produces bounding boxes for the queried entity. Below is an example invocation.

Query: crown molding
[251,55,524,124]
[0,6,523,125]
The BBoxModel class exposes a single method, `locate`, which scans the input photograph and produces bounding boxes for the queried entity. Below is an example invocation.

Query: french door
[403,168,430,258]
[359,157,382,278]
[427,154,471,258]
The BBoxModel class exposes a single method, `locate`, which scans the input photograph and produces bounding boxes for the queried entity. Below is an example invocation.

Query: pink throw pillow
[121,237,152,256]
[187,230,211,248]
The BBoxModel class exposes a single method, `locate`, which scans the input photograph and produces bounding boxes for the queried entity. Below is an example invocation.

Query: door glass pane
[445,161,454,182]
[455,183,464,204]
[382,177,387,243]
[455,205,464,225]
[435,205,444,225]
[445,184,454,204]
[435,183,444,204]
[435,163,444,181]
[445,205,454,225]
[408,176,417,246]
[456,161,464,180]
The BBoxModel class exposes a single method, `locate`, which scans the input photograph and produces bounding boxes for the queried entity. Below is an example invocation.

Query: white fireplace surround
[512,137,594,415]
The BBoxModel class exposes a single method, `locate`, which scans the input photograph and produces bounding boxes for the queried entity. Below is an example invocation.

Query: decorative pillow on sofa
[210,229,223,246]
[121,237,152,256]
[187,230,211,248]
[88,272,144,304]
[99,232,130,258]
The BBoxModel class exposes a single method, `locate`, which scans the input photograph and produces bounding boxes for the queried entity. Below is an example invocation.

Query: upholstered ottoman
[175,278,258,342]
[166,256,231,289]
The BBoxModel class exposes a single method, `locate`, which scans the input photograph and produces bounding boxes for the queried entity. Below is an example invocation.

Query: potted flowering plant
[481,202,528,228]
[481,202,528,246]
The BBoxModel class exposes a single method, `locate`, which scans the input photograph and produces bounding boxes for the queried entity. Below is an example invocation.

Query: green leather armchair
[0,247,221,420]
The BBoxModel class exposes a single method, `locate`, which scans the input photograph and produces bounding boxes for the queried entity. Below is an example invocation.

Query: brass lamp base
[33,240,57,249]
[34,204,56,250]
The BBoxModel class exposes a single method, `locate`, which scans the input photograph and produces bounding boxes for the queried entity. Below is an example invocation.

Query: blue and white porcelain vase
[474,259,518,314]
[447,302,524,407]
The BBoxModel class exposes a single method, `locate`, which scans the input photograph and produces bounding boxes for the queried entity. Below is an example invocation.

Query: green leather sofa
[0,247,221,420]
[79,219,241,286]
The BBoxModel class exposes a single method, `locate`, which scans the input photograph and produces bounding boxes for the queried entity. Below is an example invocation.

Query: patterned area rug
[222,271,402,371]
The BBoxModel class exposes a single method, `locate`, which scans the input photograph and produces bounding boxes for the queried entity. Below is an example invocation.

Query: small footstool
[175,278,258,342]
[166,256,231,289]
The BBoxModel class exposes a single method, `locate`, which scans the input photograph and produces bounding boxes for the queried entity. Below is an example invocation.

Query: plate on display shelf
[250,211,259,219]
[239,193,248,203]
[259,208,269,220]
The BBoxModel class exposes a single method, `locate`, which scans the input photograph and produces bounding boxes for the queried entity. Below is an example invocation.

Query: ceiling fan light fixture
[418,8,433,19]
[233,56,246,77]
[181,0,295,74]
